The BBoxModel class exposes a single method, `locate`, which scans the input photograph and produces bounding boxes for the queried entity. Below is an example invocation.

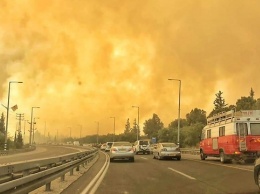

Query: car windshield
[113,142,132,147]
[162,143,177,147]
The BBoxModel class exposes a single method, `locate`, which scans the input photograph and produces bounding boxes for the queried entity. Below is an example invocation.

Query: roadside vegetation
[1,88,260,150]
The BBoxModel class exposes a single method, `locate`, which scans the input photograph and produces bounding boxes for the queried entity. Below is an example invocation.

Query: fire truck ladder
[238,125,247,151]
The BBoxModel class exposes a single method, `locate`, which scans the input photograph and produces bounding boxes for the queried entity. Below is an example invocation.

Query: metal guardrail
[0,147,98,194]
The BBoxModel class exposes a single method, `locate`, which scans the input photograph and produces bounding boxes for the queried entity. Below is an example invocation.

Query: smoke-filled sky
[1,0,260,138]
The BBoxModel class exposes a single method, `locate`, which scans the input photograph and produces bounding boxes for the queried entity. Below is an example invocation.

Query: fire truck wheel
[220,151,228,163]
[200,150,206,160]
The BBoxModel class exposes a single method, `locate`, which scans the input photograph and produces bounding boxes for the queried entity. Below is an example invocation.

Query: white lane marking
[184,158,253,172]
[140,157,148,160]
[81,152,110,194]
[168,167,196,180]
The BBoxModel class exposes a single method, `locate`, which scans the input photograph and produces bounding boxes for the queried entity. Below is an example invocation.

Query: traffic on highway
[0,144,259,194]
[1,1,260,194]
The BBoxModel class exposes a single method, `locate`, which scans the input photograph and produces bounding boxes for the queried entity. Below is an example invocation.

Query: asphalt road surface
[0,144,90,164]
[94,153,258,194]
[1,147,258,194]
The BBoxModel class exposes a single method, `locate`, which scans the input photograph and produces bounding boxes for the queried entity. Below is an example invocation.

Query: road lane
[0,145,91,164]
[95,154,259,194]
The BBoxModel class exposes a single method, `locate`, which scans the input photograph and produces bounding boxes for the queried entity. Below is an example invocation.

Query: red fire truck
[200,110,260,163]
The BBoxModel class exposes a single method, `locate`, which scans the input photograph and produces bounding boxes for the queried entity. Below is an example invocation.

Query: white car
[153,142,181,160]
[105,142,113,152]
[133,140,151,155]
[100,143,106,151]
[109,142,134,162]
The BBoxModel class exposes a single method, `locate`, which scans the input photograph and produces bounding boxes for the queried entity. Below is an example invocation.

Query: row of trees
[2,88,259,149]
[0,113,24,150]
[78,88,260,148]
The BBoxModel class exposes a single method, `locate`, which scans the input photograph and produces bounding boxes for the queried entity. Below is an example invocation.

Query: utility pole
[16,113,24,134]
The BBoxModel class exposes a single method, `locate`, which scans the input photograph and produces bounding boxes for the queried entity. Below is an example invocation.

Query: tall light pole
[4,81,23,150]
[96,121,99,144]
[168,78,181,145]
[30,106,40,146]
[132,106,139,141]
[110,117,115,142]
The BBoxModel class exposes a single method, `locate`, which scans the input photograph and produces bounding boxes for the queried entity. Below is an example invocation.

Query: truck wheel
[220,151,228,163]
[200,150,206,160]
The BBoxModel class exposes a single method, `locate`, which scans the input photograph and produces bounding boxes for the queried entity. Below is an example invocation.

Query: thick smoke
[1,0,260,137]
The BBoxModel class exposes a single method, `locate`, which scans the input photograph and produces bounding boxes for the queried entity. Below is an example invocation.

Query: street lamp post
[110,117,115,142]
[168,78,181,145]
[4,81,23,150]
[30,107,40,146]
[132,106,139,141]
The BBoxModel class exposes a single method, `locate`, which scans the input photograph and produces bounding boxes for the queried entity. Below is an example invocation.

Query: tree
[236,88,257,111]
[124,118,131,134]
[158,128,170,142]
[181,123,204,147]
[0,113,5,134]
[208,91,228,117]
[131,119,138,134]
[168,118,188,129]
[0,113,5,150]
[14,130,24,149]
[143,113,164,139]
[186,108,207,125]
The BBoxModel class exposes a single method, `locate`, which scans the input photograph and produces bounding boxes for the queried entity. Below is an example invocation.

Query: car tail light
[111,148,118,152]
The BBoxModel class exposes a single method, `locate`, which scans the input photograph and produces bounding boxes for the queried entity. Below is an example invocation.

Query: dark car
[254,157,260,190]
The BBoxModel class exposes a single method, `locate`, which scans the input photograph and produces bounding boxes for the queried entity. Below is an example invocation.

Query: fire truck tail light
[234,151,241,155]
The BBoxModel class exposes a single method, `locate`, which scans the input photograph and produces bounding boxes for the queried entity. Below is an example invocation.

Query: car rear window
[107,142,113,147]
[113,142,132,146]
[139,141,149,145]
[162,143,177,147]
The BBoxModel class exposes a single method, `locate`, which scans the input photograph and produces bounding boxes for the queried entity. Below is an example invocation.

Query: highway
[0,146,258,194]
[94,153,257,194]
[0,145,90,164]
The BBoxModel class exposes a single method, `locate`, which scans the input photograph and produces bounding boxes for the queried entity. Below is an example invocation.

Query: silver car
[153,142,181,160]
[109,142,135,162]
